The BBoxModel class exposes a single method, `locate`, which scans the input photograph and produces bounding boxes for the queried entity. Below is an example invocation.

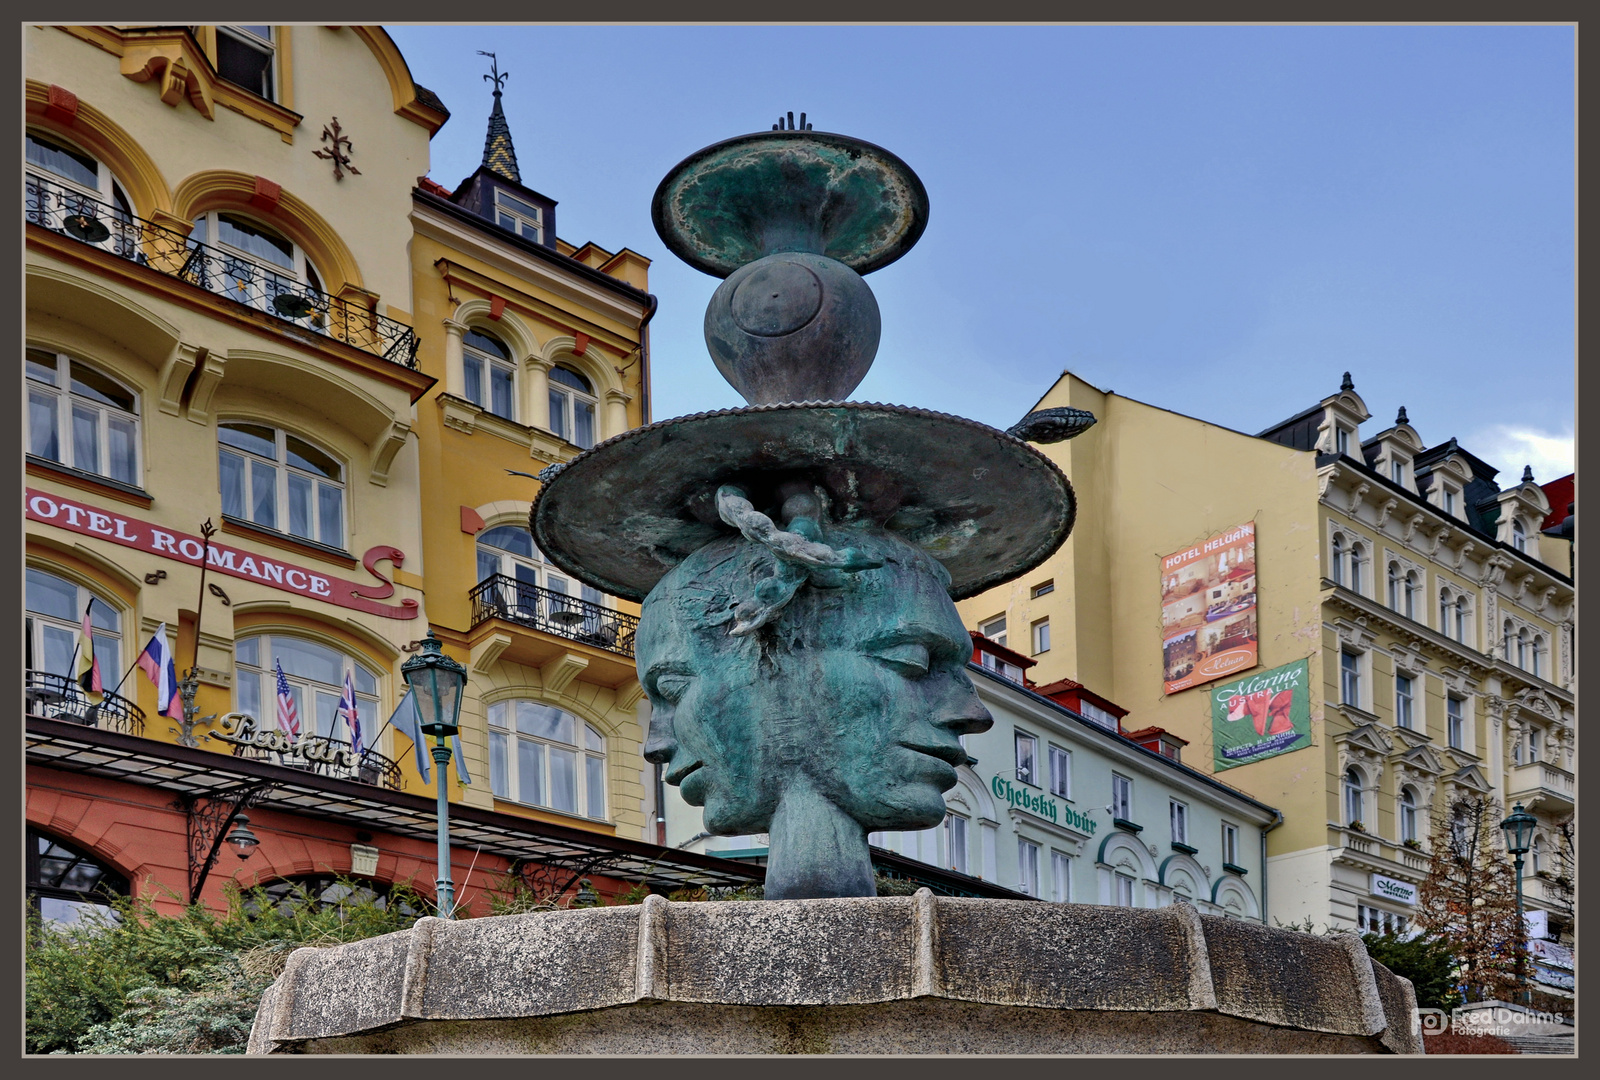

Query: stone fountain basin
[248,891,1422,1055]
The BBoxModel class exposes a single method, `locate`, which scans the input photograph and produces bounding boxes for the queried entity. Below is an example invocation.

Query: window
[547,365,597,449]
[1438,587,1453,639]
[1503,619,1514,660]
[462,329,515,421]
[475,525,600,602]
[494,189,544,243]
[1349,543,1365,595]
[1404,572,1418,620]
[1358,904,1408,937]
[1531,636,1545,679]
[1517,629,1528,670]
[1031,618,1051,655]
[1170,800,1189,845]
[1395,673,1414,729]
[247,875,418,916]
[1079,701,1118,732]
[1222,822,1240,866]
[1531,837,1545,876]
[1031,580,1054,599]
[1455,597,1469,644]
[1449,805,1471,856]
[1513,520,1527,552]
[188,211,324,323]
[26,348,140,486]
[219,423,344,548]
[216,25,276,99]
[1443,489,1457,516]
[1387,562,1401,610]
[1446,696,1464,750]
[234,635,377,745]
[1331,533,1344,585]
[1014,731,1038,786]
[25,131,134,254]
[1528,727,1541,764]
[489,701,607,819]
[1340,650,1361,707]
[981,650,1025,684]
[1051,851,1073,903]
[1343,768,1364,826]
[1114,873,1135,907]
[1399,787,1418,843]
[27,827,128,928]
[1336,428,1350,456]
[1017,839,1040,897]
[1391,459,1404,484]
[1048,745,1071,799]
[1111,774,1132,821]
[980,615,1007,647]
[944,813,968,874]
[25,568,122,686]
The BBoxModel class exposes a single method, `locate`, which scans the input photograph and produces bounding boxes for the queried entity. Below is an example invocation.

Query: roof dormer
[1492,465,1552,561]
[1361,405,1425,493]
[1317,372,1371,459]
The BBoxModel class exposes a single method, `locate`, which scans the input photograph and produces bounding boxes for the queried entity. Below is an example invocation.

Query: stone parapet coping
[249,891,1422,1055]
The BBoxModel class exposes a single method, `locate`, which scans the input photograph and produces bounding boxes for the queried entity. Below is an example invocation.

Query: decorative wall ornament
[312,117,361,180]
[1316,465,1343,502]
[1454,541,1475,571]
[1375,498,1399,530]
[1403,513,1427,545]
[1348,482,1371,515]
[1331,617,1376,652]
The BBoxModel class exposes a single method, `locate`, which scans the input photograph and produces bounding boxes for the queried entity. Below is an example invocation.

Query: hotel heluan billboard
[1160,521,1257,695]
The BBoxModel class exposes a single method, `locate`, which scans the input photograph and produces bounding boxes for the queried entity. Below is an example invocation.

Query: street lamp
[402,631,467,919]
[225,814,260,859]
[1499,802,1538,1004]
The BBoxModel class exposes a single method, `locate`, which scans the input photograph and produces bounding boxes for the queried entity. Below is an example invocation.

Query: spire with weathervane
[477,51,521,184]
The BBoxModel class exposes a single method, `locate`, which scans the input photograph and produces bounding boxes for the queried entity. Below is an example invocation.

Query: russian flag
[136,624,183,721]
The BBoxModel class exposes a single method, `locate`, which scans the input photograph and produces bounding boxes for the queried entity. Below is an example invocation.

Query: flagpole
[175,520,217,746]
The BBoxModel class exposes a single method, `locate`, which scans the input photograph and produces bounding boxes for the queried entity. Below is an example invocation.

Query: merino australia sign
[26,488,417,619]
[991,775,1097,835]
[1369,874,1418,906]
[1211,658,1312,771]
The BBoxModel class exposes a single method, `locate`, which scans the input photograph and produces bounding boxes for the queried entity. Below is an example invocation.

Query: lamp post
[1499,802,1537,1005]
[402,631,468,919]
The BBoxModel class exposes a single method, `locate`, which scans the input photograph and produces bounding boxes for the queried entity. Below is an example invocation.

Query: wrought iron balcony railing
[469,574,640,658]
[25,669,146,737]
[224,724,405,791]
[26,172,420,369]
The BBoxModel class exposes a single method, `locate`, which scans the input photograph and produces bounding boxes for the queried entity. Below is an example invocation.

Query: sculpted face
[639,527,992,837]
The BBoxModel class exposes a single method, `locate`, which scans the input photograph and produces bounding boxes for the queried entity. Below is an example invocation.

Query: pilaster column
[526,357,553,431]
[442,319,466,398]
[603,388,633,440]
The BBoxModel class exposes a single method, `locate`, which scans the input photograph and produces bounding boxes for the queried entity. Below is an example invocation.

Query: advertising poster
[1160,521,1258,694]
[1211,658,1312,771]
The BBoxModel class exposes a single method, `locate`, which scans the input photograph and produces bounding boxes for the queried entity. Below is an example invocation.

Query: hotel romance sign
[991,775,1098,835]
[1160,522,1258,695]
[26,488,418,620]
[1210,658,1312,772]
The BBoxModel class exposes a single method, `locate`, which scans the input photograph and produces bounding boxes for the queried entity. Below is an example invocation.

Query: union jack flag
[274,659,300,742]
[340,669,363,756]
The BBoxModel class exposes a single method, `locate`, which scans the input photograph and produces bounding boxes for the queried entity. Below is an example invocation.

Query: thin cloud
[1466,425,1575,483]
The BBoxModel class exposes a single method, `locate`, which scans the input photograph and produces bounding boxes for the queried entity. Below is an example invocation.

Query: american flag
[274,659,300,742]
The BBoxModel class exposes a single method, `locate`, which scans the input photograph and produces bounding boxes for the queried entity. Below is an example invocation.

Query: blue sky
[388,24,1575,483]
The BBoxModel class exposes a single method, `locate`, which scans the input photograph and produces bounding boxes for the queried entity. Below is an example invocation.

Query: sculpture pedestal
[248,891,1423,1055]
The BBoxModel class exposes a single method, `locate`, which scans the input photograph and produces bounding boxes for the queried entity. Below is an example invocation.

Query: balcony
[25,669,145,737]
[25,173,420,369]
[1506,760,1574,814]
[469,575,640,658]
[227,732,404,791]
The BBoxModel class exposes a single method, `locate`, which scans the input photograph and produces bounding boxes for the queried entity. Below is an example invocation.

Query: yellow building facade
[958,370,1575,953]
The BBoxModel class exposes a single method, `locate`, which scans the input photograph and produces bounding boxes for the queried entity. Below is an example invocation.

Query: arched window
[1439,587,1453,639]
[1404,572,1418,620]
[487,701,607,820]
[1517,629,1529,669]
[1343,768,1364,827]
[218,422,344,548]
[547,364,596,449]
[1455,596,1470,645]
[234,633,378,745]
[1399,787,1419,844]
[25,130,134,256]
[476,525,603,604]
[246,874,417,917]
[1531,837,1545,875]
[27,826,128,928]
[1531,636,1545,679]
[462,328,515,421]
[1330,533,1345,586]
[25,567,122,689]
[188,210,325,325]
[26,347,141,486]
[1349,542,1365,595]
[1513,519,1527,553]
[1503,619,1514,660]
[1387,562,1401,610]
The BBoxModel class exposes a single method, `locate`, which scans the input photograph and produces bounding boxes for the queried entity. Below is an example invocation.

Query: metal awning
[26,717,762,891]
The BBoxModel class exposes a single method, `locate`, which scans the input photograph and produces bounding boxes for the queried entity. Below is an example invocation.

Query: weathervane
[479,50,509,94]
